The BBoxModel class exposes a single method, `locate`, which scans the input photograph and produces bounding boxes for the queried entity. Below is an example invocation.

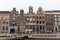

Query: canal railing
[17,33,60,38]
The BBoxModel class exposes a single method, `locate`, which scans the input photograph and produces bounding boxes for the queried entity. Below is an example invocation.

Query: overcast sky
[0,0,60,13]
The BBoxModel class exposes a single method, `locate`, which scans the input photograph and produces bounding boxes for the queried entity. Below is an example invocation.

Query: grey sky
[0,0,60,13]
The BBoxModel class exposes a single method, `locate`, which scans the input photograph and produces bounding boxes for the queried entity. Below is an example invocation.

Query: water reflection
[0,37,60,40]
[0,39,22,40]
[0,38,60,40]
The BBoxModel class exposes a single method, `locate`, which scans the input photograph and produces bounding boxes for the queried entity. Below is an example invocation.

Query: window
[3,27,5,30]
[0,16,2,19]
[54,18,57,21]
[15,23,17,25]
[58,22,60,25]
[55,22,57,25]
[6,22,8,24]
[49,23,50,25]
[30,25,32,29]
[36,16,38,19]
[51,22,53,25]
[33,21,35,23]
[16,15,17,17]
[51,15,54,18]
[13,18,15,20]
[33,19,35,23]
[42,21,44,24]
[12,21,15,22]
[27,20,29,23]
[46,22,48,25]
[36,21,38,24]
[6,27,8,30]
[55,15,57,17]
[41,16,44,19]
[33,25,35,32]
[33,25,35,27]
[30,16,32,18]
[27,18,29,20]
[58,18,60,21]
[0,21,1,24]
[4,16,6,19]
[57,15,60,17]
[43,26,44,30]
[33,18,35,21]
[3,21,5,24]
[29,18,32,23]
[40,26,42,30]
[13,24,15,26]
[40,21,41,23]
[46,15,49,18]
[27,16,29,18]
[36,25,39,31]
[42,16,44,19]
[6,16,9,19]
[33,16,35,18]
[26,25,30,29]
[18,26,20,32]
[6,32,7,33]
[51,19,53,21]
[40,16,41,19]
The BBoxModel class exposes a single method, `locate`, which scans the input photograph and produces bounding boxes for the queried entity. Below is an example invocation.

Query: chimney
[20,9,24,16]
[13,7,16,11]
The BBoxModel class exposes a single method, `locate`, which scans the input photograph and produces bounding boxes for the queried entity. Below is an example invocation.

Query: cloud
[0,0,60,13]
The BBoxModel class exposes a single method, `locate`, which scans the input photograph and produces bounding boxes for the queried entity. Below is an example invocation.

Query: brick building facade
[0,11,10,33]
[0,6,59,34]
[35,7,46,33]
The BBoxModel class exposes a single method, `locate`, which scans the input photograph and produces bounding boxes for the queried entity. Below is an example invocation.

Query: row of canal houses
[0,6,60,34]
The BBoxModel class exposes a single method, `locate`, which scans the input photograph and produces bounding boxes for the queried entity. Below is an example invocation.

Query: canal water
[0,37,60,40]
[0,38,60,40]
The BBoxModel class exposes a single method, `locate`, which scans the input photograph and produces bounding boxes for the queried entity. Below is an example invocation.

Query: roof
[45,10,60,14]
[45,10,60,13]
[0,11,11,13]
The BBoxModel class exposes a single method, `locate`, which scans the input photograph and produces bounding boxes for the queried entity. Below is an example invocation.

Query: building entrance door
[10,29,15,33]
[10,26,15,33]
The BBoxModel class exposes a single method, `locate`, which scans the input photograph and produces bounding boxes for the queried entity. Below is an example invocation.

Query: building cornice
[0,11,11,13]
[45,10,60,13]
